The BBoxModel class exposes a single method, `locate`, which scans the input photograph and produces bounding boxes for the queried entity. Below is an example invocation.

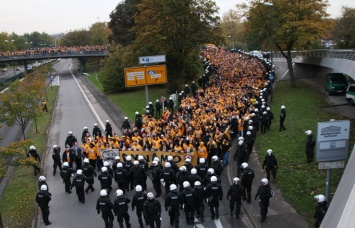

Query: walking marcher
[305,130,316,163]
[211,155,223,176]
[177,166,189,192]
[149,160,162,197]
[181,181,195,225]
[82,158,97,193]
[27,145,41,176]
[52,145,62,176]
[192,181,205,222]
[204,176,223,220]
[92,123,102,138]
[160,162,176,196]
[60,162,74,194]
[36,185,52,226]
[98,167,113,195]
[279,105,286,131]
[132,185,148,228]
[255,178,273,222]
[65,131,77,148]
[165,184,183,228]
[73,142,83,169]
[114,162,128,194]
[42,99,48,112]
[96,189,114,228]
[196,158,208,180]
[105,120,113,139]
[240,162,254,203]
[113,189,131,228]
[62,146,74,169]
[187,168,202,188]
[314,194,328,228]
[262,149,278,181]
[129,160,147,191]
[143,192,162,228]
[121,117,131,132]
[71,169,87,203]
[227,177,243,219]
[155,100,162,119]
[266,107,274,130]
[123,156,134,191]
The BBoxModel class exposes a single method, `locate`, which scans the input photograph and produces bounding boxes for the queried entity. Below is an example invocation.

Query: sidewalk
[228,138,310,228]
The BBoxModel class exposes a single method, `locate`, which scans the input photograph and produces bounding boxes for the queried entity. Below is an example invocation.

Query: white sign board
[318,161,345,170]
[139,55,166,64]
[316,120,350,162]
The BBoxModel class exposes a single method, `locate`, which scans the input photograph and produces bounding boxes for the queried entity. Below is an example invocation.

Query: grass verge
[0,86,59,228]
[255,80,355,225]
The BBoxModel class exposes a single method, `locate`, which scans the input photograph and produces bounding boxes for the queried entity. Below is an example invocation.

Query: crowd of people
[32,47,327,227]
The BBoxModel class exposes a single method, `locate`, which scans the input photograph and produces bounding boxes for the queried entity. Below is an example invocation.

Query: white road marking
[214,218,223,228]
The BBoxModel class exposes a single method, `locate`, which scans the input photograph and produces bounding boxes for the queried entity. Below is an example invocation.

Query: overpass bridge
[273,49,355,81]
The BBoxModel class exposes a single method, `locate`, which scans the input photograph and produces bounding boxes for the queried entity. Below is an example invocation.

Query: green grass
[0,86,59,228]
[255,80,355,226]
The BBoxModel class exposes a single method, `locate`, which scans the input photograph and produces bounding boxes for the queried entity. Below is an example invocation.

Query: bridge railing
[0,50,108,60]
[273,49,355,61]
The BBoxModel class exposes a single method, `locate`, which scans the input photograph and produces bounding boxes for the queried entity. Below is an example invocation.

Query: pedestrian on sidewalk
[262,149,278,181]
[255,178,273,222]
[113,189,131,228]
[36,185,52,226]
[71,169,87,203]
[227,177,243,219]
[240,162,254,203]
[96,189,114,228]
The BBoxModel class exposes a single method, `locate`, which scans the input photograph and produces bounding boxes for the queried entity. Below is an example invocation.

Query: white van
[345,84,355,106]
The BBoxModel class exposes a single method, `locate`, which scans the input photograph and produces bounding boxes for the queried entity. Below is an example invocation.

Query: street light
[263,1,274,102]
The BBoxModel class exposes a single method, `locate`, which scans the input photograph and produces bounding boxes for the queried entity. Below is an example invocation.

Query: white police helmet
[170,184,177,191]
[53,145,58,149]
[199,158,205,163]
[136,185,142,192]
[77,169,83,175]
[39,176,46,182]
[267,149,273,156]
[281,105,285,109]
[194,181,201,187]
[101,167,108,173]
[153,157,160,162]
[63,162,69,167]
[179,166,186,172]
[117,162,123,168]
[100,189,107,196]
[241,162,248,169]
[40,185,48,191]
[133,161,139,165]
[233,177,240,184]
[138,155,144,160]
[104,161,109,167]
[30,145,36,150]
[126,155,132,161]
[212,156,218,161]
[314,194,326,203]
[191,168,197,175]
[147,192,154,199]
[261,178,269,185]
[115,156,120,160]
[305,130,312,135]
[211,176,217,183]
[168,156,173,161]
[183,181,190,188]
[83,158,89,163]
[207,168,214,174]
[165,162,171,168]
[116,189,123,196]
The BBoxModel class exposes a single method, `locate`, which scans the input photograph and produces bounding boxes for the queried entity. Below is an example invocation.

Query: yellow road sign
[124,67,146,87]
[145,65,167,85]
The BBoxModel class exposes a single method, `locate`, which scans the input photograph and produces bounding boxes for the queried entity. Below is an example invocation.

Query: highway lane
[39,59,251,228]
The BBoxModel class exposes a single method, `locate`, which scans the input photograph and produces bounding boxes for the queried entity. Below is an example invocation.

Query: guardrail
[273,49,355,61]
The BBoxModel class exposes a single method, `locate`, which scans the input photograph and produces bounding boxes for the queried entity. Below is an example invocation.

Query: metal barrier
[273,49,355,61]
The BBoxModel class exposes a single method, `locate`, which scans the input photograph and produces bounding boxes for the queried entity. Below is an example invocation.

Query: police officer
[204,168,221,186]
[176,166,189,192]
[266,107,274,130]
[160,162,176,196]
[155,100,162,119]
[227,177,243,219]
[148,101,155,117]
[314,194,328,228]
[184,158,193,173]
[96,189,114,228]
[149,160,162,197]
[138,155,149,173]
[262,149,278,180]
[279,105,286,131]
[165,184,183,227]
[135,112,143,130]
[143,192,161,228]
[98,167,113,195]
[187,168,202,188]
[204,176,223,220]
[234,140,247,177]
[168,97,174,112]
[81,126,89,143]
[36,185,52,225]
[255,178,273,222]
[71,169,87,203]
[129,160,147,191]
[167,156,179,173]
[27,145,41,176]
[65,131,77,148]
[261,111,269,133]
[104,161,114,177]
[193,181,205,222]
[132,185,148,228]
[121,117,131,132]
[105,120,113,140]
[123,155,134,191]
[112,156,120,173]
[93,123,102,138]
[196,158,208,180]
[240,162,254,203]
[52,145,61,176]
[305,130,316,163]
[83,158,97,194]
[113,189,131,228]
[181,181,195,225]
[38,176,52,196]
[60,162,74,194]
[211,155,223,176]
[114,162,128,194]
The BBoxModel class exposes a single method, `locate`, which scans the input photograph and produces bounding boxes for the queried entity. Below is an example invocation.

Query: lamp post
[263,2,274,102]
[4,39,15,51]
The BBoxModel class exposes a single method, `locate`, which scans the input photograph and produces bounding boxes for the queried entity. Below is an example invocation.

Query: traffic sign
[139,55,166,64]
[145,65,167,85]
[124,67,146,87]
[318,161,345,169]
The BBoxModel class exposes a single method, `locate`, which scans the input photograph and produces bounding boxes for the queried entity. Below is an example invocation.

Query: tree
[108,0,141,47]
[333,7,355,49]
[90,22,112,45]
[220,10,247,50]
[60,29,91,47]
[0,140,34,177]
[98,43,126,93]
[23,31,54,48]
[241,0,333,88]
[128,0,223,92]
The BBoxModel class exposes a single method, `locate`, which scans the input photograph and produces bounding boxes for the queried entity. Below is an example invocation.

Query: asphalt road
[38,59,252,228]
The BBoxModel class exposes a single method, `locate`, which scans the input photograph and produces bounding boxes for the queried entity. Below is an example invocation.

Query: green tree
[99,43,126,93]
[220,10,246,50]
[108,0,141,47]
[333,7,355,49]
[90,22,112,45]
[23,31,54,48]
[128,0,222,92]
[61,29,91,47]
[241,0,333,87]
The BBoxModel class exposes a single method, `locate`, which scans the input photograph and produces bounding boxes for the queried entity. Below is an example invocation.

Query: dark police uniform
[96,195,114,228]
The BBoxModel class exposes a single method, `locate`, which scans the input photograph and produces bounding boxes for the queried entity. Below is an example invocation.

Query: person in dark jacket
[96,189,114,228]
[191,81,198,97]
[81,126,89,143]
[73,142,83,169]
[196,158,208,180]
[27,145,41,176]
[314,194,328,228]
[143,192,161,228]
[132,185,148,228]
[65,131,77,148]
[71,169,87,203]
[159,162,176,196]
[82,158,97,193]
[240,162,254,203]
[52,145,61,176]
[181,181,195,225]
[211,156,223,176]
[60,162,74,194]
[121,117,131,132]
[105,120,113,140]
[36,185,52,225]
[255,178,273,222]
[62,146,75,169]
[204,176,223,220]
[266,107,274,130]
[305,130,316,163]
[149,160,162,197]
[234,140,247,177]
[176,166,189,193]
[114,162,128,194]
[261,111,269,133]
[168,97,174,113]
[123,156,134,191]
[279,105,286,131]
[92,123,102,138]
[262,149,278,180]
[129,161,147,192]
[113,189,131,228]
[165,184,183,227]
[98,167,113,195]
[135,112,143,130]
[192,181,205,222]
[227,177,243,219]
[155,100,162,119]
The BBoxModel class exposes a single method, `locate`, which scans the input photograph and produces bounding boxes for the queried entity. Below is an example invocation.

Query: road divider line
[214,218,223,228]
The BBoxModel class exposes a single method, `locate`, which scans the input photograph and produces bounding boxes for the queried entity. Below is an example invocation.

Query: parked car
[15,67,20,71]
[345,84,355,106]
[2,68,7,73]
[250,50,263,59]
[325,73,348,95]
